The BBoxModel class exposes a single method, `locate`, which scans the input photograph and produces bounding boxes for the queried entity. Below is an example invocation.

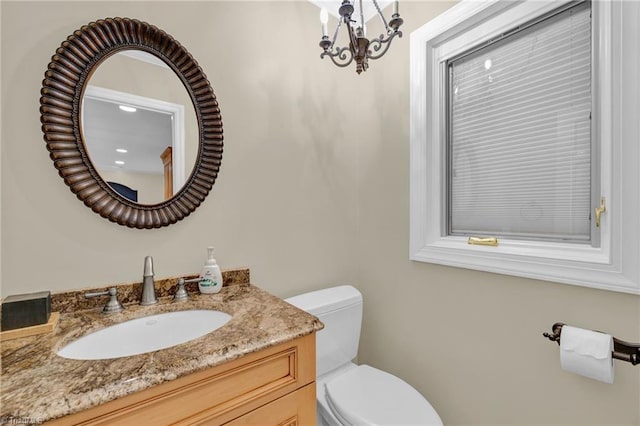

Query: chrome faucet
[140,256,158,305]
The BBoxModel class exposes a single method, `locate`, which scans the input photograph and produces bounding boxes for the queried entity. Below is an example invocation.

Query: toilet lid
[325,365,443,426]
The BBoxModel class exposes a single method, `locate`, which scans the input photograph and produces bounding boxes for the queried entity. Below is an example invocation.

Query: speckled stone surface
[0,272,322,424]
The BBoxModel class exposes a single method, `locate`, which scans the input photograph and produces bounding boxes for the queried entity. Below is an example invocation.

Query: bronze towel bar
[543,322,640,366]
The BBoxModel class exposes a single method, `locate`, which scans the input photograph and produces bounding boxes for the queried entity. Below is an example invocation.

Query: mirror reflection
[81,50,198,205]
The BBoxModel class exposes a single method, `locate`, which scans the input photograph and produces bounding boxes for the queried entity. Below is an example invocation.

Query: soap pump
[199,246,223,294]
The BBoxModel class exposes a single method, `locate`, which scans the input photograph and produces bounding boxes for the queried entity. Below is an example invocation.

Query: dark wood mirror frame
[40,18,223,229]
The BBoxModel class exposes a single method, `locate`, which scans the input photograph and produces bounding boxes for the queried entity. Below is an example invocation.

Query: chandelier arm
[321,46,355,68]
[331,18,343,48]
[367,31,402,60]
[346,20,359,51]
[371,0,391,33]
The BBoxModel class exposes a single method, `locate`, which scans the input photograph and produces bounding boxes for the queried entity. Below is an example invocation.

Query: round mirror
[40,18,223,229]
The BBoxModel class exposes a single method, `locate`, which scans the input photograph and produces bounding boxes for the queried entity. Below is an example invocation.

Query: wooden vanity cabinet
[47,333,316,426]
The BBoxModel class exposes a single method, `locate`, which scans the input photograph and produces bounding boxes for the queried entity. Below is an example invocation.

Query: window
[448,2,592,243]
[409,0,640,294]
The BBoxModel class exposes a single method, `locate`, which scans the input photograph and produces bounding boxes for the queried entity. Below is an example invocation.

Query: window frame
[409,0,640,294]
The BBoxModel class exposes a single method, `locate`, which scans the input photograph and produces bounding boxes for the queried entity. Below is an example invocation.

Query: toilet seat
[324,364,443,426]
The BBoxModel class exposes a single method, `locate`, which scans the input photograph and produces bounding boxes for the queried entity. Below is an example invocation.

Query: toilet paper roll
[560,325,614,384]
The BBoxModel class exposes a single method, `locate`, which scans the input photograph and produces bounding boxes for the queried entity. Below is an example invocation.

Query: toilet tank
[286,285,362,377]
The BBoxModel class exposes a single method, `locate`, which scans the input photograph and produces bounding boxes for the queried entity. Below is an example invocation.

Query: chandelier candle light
[319,0,403,74]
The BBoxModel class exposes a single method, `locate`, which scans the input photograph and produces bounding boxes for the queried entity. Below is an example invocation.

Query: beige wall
[1,1,358,295]
[1,1,638,425]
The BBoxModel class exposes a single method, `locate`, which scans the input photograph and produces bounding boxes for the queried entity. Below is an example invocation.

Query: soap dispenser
[199,247,223,294]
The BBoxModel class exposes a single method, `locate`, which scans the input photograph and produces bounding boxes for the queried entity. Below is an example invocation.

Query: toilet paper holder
[543,323,640,366]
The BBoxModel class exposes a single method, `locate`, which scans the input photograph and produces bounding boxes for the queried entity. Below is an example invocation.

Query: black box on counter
[1,291,51,331]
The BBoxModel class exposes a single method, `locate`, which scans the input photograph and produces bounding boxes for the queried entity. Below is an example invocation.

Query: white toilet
[286,285,443,426]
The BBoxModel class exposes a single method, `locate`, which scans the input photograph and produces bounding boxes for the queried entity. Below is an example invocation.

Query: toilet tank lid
[285,285,362,315]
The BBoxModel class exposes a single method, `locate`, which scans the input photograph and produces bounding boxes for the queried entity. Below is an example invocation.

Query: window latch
[467,237,498,246]
[595,197,606,228]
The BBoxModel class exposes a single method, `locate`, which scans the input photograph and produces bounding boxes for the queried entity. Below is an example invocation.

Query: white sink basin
[57,310,232,360]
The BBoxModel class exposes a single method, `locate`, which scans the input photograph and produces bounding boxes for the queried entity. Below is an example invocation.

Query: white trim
[83,85,186,191]
[116,50,170,69]
[409,0,640,294]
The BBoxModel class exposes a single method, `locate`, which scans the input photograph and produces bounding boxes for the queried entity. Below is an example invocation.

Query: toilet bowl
[286,285,443,426]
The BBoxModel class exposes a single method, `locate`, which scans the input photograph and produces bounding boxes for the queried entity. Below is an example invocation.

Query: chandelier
[319,0,403,74]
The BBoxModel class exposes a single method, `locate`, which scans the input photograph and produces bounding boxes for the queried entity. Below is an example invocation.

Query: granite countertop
[0,272,322,423]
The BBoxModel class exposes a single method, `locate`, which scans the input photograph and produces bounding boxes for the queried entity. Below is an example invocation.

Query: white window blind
[448,2,592,242]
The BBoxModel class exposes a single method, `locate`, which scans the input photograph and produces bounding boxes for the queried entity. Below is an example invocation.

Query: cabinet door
[220,383,316,426]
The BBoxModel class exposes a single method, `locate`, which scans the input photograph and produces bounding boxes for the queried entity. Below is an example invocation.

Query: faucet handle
[174,277,200,302]
[85,287,124,313]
